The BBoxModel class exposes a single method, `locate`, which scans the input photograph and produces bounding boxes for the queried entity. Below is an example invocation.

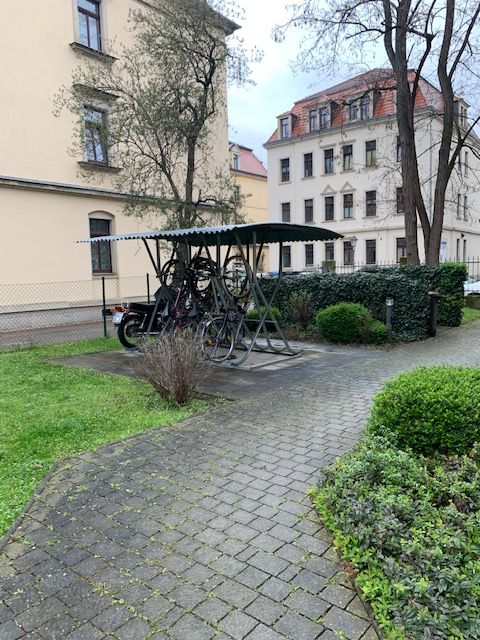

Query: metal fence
[0,274,155,350]
[1,259,479,350]
[300,258,480,279]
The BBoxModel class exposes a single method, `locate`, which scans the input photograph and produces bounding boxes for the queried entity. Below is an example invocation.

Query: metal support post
[102,276,108,338]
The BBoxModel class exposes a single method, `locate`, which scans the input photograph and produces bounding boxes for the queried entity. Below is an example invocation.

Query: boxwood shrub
[260,271,430,342]
[369,365,480,455]
[316,303,373,343]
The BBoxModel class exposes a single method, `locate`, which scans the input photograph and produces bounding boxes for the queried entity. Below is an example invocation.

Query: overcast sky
[228,0,385,166]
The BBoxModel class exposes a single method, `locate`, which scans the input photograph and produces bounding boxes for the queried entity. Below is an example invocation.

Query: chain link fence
[0,274,156,350]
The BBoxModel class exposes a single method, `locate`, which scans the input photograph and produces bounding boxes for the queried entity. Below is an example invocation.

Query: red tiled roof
[229,143,268,178]
[266,68,444,144]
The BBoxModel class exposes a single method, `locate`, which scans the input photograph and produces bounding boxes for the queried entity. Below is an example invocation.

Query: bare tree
[57,0,259,229]
[276,0,480,264]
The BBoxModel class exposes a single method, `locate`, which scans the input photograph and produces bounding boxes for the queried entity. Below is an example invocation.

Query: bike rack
[78,223,343,367]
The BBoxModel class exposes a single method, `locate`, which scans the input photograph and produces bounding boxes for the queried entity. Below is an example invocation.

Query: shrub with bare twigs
[133,331,211,404]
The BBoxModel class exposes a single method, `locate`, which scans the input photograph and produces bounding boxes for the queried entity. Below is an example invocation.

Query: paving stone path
[1,323,480,640]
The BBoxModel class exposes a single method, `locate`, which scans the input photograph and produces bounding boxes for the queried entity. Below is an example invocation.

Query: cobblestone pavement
[1,323,480,640]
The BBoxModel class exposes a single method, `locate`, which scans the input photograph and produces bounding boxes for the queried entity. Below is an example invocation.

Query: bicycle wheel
[222,255,252,299]
[191,256,216,299]
[161,259,188,290]
[201,316,235,362]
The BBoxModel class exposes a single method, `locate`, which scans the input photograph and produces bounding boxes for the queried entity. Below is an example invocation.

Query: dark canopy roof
[78,222,343,247]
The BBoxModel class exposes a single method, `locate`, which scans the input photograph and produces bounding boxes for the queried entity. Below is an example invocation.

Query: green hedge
[260,271,430,342]
[369,365,480,455]
[364,263,467,327]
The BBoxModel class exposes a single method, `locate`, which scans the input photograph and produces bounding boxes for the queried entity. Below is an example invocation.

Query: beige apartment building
[265,69,480,272]
[229,143,269,271]
[0,1,233,308]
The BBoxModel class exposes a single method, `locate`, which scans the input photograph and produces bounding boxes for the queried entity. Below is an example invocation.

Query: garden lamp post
[386,297,394,343]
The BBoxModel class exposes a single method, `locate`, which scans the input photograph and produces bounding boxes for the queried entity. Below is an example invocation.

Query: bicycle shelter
[79,222,343,367]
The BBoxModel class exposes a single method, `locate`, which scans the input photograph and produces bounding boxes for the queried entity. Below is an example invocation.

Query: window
[319,106,330,129]
[78,0,102,51]
[464,239,467,261]
[325,242,335,262]
[343,241,354,266]
[343,145,353,171]
[464,195,468,220]
[366,140,376,167]
[324,148,334,174]
[366,190,376,217]
[349,97,371,122]
[232,154,239,170]
[465,151,469,177]
[282,245,292,269]
[396,136,402,162]
[360,97,370,120]
[456,238,461,262]
[304,199,314,223]
[304,153,313,178]
[457,193,462,219]
[366,239,376,265]
[281,202,291,222]
[348,101,358,122]
[84,107,108,164]
[396,238,407,262]
[280,117,290,139]
[305,244,314,267]
[325,196,334,221]
[309,110,318,132]
[396,187,404,214]
[89,218,112,273]
[233,185,240,202]
[460,104,468,128]
[343,193,353,219]
[280,158,290,182]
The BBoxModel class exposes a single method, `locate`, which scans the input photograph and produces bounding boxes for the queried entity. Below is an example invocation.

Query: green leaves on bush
[316,435,480,638]
[287,290,313,330]
[369,365,480,455]
[245,306,282,324]
[364,263,467,327]
[260,271,430,342]
[316,303,374,343]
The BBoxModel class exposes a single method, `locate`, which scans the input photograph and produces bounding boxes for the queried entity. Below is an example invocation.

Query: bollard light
[386,297,394,308]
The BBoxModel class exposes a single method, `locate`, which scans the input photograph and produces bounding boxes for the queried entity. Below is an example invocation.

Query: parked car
[464,277,480,295]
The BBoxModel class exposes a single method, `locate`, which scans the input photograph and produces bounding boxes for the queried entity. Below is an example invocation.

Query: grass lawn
[462,305,480,324]
[0,338,209,537]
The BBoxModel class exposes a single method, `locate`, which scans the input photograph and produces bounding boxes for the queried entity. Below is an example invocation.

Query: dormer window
[460,104,468,128]
[232,153,239,170]
[280,117,290,139]
[348,95,372,122]
[319,105,330,130]
[309,110,318,132]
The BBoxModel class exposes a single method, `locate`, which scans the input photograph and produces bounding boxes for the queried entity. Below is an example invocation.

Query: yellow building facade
[229,144,269,271]
[0,1,233,308]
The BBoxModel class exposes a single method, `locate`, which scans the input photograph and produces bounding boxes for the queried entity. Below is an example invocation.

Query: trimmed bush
[369,320,389,344]
[245,306,282,324]
[260,271,430,342]
[316,303,373,343]
[369,365,480,455]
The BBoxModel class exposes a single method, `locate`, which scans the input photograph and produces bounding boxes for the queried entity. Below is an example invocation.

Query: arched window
[88,212,114,274]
